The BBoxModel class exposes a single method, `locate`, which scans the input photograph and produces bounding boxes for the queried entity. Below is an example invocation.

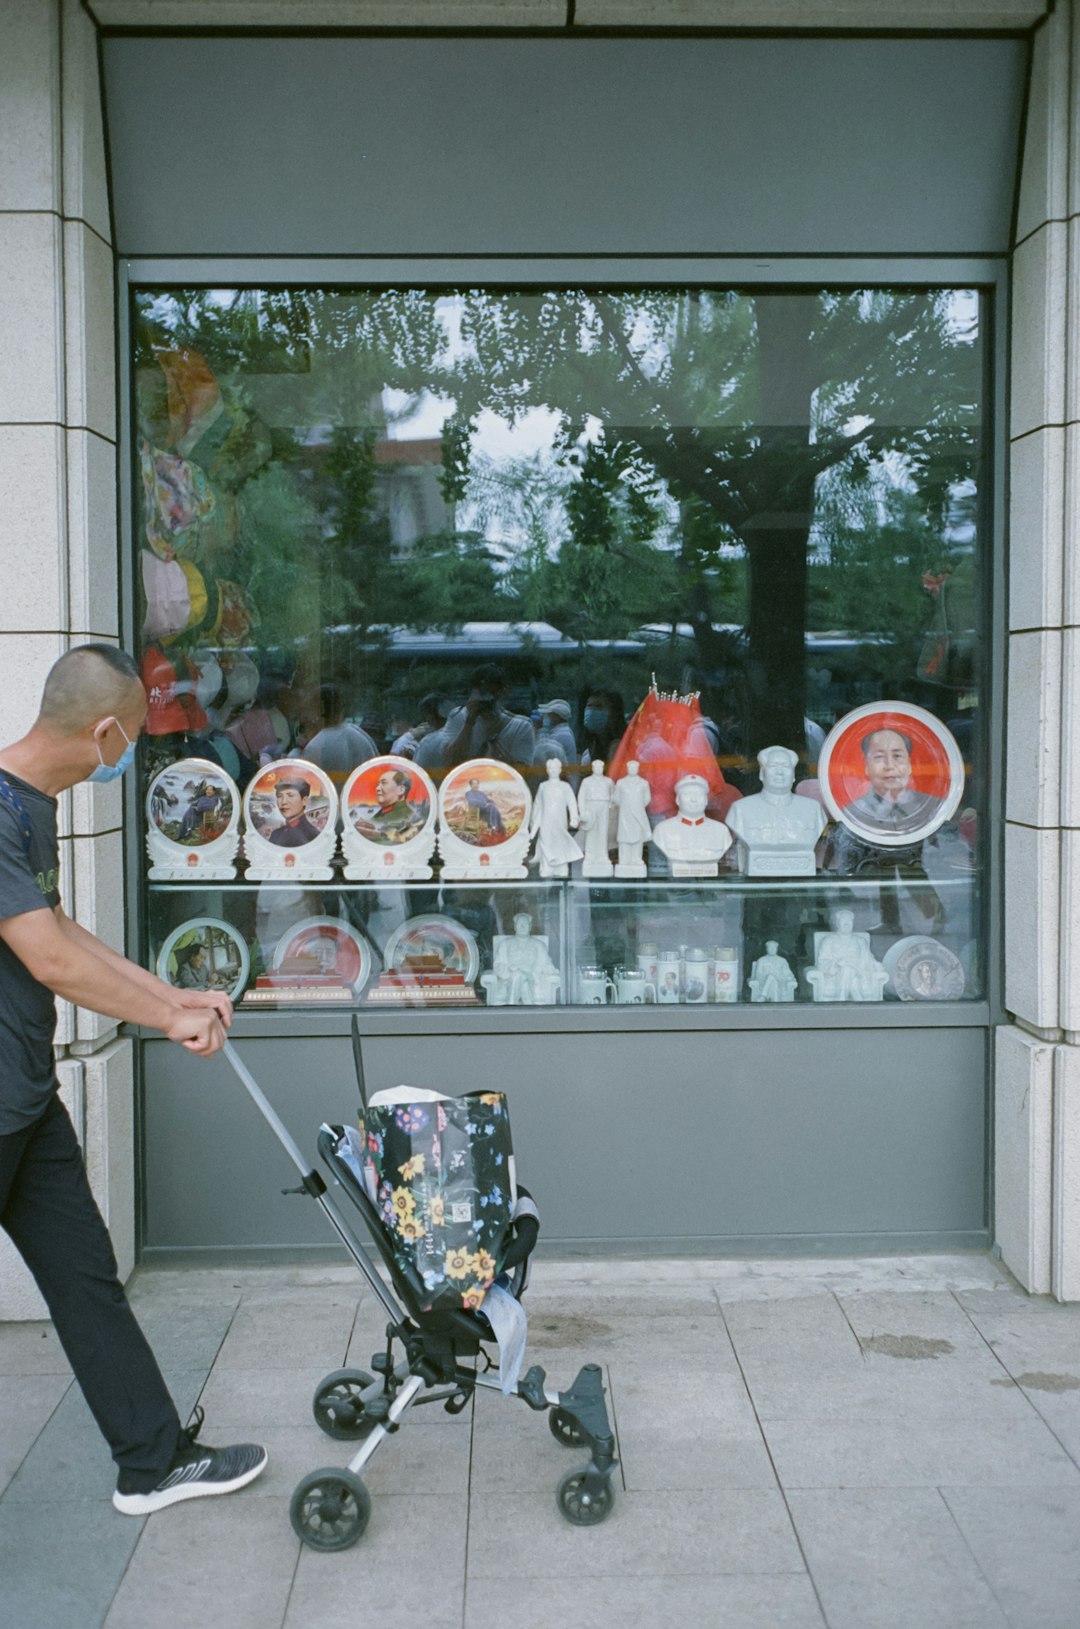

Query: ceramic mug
[636,942,659,1003]
[656,952,682,1004]
[713,946,740,1003]
[614,967,648,1004]
[682,947,710,1005]
[577,965,614,1004]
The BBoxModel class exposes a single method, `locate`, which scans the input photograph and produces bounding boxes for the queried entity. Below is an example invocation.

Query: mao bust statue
[651,773,732,877]
[725,745,825,876]
[806,908,889,1003]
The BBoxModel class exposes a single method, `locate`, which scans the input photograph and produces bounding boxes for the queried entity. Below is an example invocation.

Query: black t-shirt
[0,772,61,1133]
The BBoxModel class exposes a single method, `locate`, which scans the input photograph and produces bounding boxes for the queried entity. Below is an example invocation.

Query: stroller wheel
[556,1467,615,1527]
[548,1407,587,1449]
[290,1467,371,1551]
[312,1369,376,1440]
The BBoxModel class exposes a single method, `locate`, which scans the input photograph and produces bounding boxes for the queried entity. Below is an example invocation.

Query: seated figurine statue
[748,941,797,1003]
[806,908,889,1003]
[481,911,561,1006]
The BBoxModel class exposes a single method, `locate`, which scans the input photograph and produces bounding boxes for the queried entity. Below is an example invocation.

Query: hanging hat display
[140,438,216,560]
[192,650,224,713]
[177,557,209,631]
[152,344,223,454]
[141,550,192,644]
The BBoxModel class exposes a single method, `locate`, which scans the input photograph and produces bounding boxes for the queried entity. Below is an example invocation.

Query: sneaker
[113,1438,268,1516]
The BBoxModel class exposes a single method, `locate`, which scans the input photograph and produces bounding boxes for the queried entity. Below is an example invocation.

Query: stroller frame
[221,1036,618,1550]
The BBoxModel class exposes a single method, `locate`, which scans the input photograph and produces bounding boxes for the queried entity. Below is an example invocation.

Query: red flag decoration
[608,680,741,821]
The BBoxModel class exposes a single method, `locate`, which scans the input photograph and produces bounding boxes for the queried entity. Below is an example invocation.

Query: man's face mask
[89,719,137,783]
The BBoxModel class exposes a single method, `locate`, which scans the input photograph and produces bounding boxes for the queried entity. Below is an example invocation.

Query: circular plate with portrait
[383,915,481,985]
[146,758,239,851]
[818,702,965,849]
[438,759,530,850]
[271,916,372,996]
[342,755,435,849]
[156,917,250,1002]
[242,758,336,851]
[882,935,966,1001]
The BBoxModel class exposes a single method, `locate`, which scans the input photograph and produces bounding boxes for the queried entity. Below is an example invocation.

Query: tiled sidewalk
[3,1252,1080,1629]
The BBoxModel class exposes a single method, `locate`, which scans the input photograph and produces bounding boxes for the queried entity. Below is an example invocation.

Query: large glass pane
[133,285,987,1009]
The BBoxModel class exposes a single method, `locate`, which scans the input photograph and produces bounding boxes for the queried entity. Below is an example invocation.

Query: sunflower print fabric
[360,1093,514,1313]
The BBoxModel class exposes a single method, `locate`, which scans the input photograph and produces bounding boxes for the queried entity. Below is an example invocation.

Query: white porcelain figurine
[483,912,560,1005]
[578,759,615,878]
[748,940,798,1003]
[806,908,889,1002]
[651,772,733,877]
[725,745,826,876]
[530,757,583,878]
[612,760,653,878]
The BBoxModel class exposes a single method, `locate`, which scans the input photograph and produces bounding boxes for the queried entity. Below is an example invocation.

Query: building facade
[0,0,1076,1312]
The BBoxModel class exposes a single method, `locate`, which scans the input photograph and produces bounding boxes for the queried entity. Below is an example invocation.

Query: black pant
[0,1092,182,1488]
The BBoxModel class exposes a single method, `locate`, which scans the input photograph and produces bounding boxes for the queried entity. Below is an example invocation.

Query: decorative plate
[156,917,250,1002]
[383,914,481,984]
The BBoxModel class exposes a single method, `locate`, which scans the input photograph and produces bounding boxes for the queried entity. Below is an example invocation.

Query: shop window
[132,285,987,1013]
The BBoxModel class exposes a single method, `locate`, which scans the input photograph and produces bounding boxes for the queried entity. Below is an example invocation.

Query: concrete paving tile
[103,1491,298,1629]
[284,1492,466,1629]
[837,1289,1004,1361]
[705,1254,1009,1301]
[606,1368,777,1491]
[1010,1387,1080,1466]
[471,1388,610,1495]
[130,1301,239,1372]
[745,1365,1041,1423]
[3,1371,209,1506]
[941,1485,1080,1629]
[467,1487,804,1579]
[195,1364,332,1430]
[0,1319,72,1375]
[212,1294,358,1371]
[763,1412,1080,1488]
[464,1572,828,1629]
[788,1487,1011,1629]
[722,1295,865,1371]
[962,1306,1080,1378]
[0,1372,70,1495]
[0,1495,144,1629]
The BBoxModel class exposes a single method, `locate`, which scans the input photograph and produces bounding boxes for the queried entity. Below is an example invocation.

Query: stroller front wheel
[548,1407,587,1449]
[556,1467,615,1526]
[312,1369,377,1440]
[290,1467,371,1551]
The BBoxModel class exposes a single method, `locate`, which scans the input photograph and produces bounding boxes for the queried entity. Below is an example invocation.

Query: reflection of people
[841,728,944,838]
[530,758,583,878]
[267,778,320,847]
[808,908,889,1002]
[749,941,797,1003]
[465,777,505,834]
[651,773,733,871]
[492,912,558,1004]
[726,745,825,872]
[352,768,427,843]
[536,698,577,762]
[580,689,626,767]
[301,684,378,780]
[432,664,535,770]
[391,693,448,760]
[0,644,264,1517]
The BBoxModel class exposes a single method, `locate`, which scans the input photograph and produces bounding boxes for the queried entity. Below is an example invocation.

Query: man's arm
[0,906,225,1055]
[53,907,232,1026]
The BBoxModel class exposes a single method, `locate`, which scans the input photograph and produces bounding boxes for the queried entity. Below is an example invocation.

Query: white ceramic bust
[578,758,614,878]
[651,773,733,877]
[613,760,652,877]
[529,757,583,878]
[489,912,559,1005]
[748,940,797,1003]
[725,745,825,876]
[806,908,889,1002]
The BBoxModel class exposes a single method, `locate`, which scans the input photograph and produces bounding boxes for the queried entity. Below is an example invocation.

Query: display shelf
[144,865,982,1013]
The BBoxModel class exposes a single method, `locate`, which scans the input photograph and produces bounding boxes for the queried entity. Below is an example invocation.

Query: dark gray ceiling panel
[103,35,1026,257]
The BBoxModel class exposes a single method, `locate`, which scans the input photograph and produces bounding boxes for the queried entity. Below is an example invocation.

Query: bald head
[38,645,144,735]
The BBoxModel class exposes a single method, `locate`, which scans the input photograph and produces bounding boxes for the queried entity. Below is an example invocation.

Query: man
[431,664,534,770]
[535,698,577,762]
[268,777,320,846]
[843,728,944,839]
[0,644,266,1516]
[301,683,378,782]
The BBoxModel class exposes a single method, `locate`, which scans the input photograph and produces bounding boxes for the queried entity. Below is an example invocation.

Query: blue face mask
[89,720,136,783]
[583,707,609,735]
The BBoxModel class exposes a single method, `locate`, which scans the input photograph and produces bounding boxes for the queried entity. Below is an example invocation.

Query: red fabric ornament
[140,647,190,736]
[608,685,741,821]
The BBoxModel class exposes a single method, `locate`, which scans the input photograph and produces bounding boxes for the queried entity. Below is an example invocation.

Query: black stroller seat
[221,1030,618,1551]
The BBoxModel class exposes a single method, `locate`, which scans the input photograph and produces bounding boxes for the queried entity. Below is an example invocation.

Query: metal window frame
[117,252,1007,1042]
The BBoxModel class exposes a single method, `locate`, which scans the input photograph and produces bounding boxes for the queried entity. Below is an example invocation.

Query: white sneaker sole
[112,1450,268,1516]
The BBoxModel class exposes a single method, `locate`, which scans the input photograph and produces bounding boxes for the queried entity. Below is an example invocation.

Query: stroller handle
[221,1039,316,1183]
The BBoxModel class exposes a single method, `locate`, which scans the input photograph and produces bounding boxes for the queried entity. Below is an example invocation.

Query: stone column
[996,0,1080,1299]
[0,0,133,1318]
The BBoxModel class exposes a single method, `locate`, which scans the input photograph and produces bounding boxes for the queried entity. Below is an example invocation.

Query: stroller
[222,1030,618,1551]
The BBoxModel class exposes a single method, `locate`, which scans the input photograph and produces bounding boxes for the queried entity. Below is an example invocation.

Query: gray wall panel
[142,1027,987,1253]
[103,37,1026,256]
